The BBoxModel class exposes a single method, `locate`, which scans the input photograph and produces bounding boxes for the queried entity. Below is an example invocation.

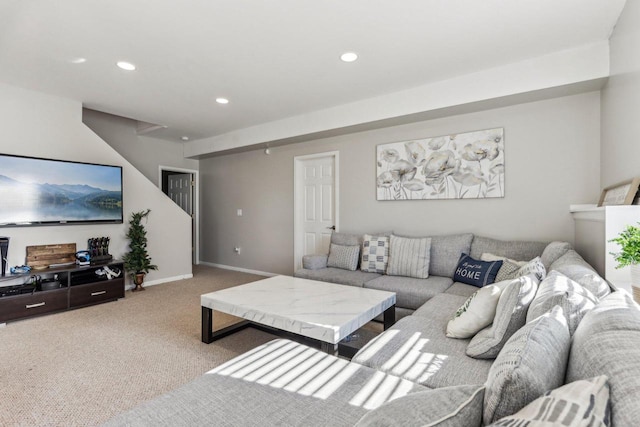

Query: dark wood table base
[201,305,396,357]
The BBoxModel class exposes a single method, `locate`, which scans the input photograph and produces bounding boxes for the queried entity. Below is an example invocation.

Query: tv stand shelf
[0,261,124,323]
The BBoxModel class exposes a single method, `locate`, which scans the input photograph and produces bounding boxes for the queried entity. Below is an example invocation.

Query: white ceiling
[0,0,626,146]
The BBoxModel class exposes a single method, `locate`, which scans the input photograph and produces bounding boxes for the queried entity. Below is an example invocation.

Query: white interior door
[294,152,339,271]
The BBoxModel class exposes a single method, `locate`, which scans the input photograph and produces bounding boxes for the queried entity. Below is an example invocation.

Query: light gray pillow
[355,384,484,427]
[483,306,571,425]
[361,234,390,273]
[515,256,546,281]
[488,376,610,427]
[526,270,598,335]
[494,260,521,282]
[540,241,572,270]
[466,275,538,359]
[549,250,611,299]
[327,243,360,271]
[386,235,431,279]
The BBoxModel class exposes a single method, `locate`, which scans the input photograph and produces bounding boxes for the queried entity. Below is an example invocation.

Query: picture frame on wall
[376,127,505,201]
[597,177,640,207]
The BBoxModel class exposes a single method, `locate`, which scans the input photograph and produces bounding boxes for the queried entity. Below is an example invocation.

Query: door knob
[327,225,336,230]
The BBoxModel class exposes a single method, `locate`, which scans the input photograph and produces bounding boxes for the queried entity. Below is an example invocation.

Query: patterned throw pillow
[327,243,360,271]
[466,275,538,359]
[361,234,390,274]
[386,235,431,279]
[453,253,502,287]
[355,384,485,427]
[446,284,503,339]
[516,256,546,281]
[494,260,521,282]
[483,306,571,424]
[489,376,610,427]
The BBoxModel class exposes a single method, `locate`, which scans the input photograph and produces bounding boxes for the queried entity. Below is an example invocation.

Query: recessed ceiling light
[70,57,86,64]
[181,136,189,141]
[216,97,229,104]
[340,52,358,63]
[116,61,136,71]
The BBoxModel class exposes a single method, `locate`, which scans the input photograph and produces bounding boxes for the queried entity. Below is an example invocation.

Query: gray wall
[200,92,601,275]
[601,0,640,187]
[83,109,199,186]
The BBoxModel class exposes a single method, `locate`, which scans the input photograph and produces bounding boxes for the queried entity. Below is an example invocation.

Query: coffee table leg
[321,342,338,356]
[383,305,395,330]
[202,306,213,343]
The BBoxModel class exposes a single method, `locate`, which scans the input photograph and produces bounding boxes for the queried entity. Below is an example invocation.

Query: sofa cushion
[354,294,493,389]
[355,384,484,427]
[363,275,452,310]
[466,275,538,359]
[429,233,474,278]
[446,284,503,339]
[566,290,640,427]
[488,376,610,427]
[443,282,479,298]
[361,234,390,274]
[540,241,572,270]
[483,306,570,424]
[105,339,429,427]
[294,267,380,288]
[526,270,598,335]
[549,250,611,299]
[453,253,502,288]
[331,231,363,247]
[327,243,360,271]
[386,235,431,279]
[470,236,547,263]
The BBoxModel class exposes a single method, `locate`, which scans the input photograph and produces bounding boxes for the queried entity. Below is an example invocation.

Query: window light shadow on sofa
[208,339,417,410]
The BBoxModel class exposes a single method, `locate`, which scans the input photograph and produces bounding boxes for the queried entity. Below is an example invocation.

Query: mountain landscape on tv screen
[0,174,122,224]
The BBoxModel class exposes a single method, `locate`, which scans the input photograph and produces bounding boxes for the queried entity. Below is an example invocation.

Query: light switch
[237,209,243,217]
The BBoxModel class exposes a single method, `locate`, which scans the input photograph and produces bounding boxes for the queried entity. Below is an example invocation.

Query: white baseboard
[125,273,194,290]
[198,261,276,278]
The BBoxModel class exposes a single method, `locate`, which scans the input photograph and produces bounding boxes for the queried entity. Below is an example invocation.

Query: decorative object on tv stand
[0,236,8,276]
[123,210,157,292]
[376,127,504,201]
[609,222,640,303]
[598,177,640,207]
[88,236,113,264]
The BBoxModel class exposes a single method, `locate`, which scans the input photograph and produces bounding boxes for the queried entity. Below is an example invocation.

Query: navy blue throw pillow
[453,253,503,287]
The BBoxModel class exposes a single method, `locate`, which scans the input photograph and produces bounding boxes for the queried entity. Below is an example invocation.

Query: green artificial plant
[609,222,640,268]
[123,209,158,275]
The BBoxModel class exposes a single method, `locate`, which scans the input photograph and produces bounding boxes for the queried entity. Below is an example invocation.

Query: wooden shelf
[0,261,124,323]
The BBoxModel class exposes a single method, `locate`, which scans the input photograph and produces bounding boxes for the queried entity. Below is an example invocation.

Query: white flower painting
[376,128,504,201]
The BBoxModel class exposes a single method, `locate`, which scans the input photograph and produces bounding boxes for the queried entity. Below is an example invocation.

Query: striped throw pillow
[386,235,431,279]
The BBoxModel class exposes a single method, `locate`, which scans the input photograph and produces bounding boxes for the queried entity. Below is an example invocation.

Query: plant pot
[131,272,146,292]
[631,264,640,303]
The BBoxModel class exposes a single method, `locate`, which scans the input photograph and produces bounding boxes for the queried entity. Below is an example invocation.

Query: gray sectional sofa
[105,233,640,426]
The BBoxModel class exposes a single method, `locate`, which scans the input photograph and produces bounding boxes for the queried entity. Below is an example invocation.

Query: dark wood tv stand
[0,261,125,323]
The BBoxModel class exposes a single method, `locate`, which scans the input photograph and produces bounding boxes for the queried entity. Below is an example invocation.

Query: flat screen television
[0,153,123,227]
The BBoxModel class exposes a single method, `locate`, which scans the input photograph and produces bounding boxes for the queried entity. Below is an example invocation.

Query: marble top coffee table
[201,275,396,355]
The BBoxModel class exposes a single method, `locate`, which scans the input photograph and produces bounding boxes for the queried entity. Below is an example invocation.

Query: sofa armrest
[303,254,329,270]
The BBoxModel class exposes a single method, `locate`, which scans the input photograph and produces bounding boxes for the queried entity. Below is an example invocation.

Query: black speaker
[0,237,8,277]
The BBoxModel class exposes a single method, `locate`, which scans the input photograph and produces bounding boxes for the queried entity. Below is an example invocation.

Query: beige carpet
[0,265,281,426]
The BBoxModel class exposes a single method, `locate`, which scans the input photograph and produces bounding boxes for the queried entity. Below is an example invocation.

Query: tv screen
[0,154,123,227]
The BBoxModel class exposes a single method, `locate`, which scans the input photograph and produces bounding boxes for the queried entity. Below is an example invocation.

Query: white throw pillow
[446,281,510,339]
[480,253,528,266]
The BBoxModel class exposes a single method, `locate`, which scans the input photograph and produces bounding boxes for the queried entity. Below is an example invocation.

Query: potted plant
[123,209,157,291]
[609,222,640,300]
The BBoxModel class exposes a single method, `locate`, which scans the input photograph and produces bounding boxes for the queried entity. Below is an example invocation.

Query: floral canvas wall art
[376,128,504,201]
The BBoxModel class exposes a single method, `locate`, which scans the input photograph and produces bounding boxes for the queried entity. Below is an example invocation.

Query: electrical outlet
[234,247,241,254]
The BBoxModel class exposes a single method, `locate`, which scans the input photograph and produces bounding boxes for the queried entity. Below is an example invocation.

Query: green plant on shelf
[609,222,640,268]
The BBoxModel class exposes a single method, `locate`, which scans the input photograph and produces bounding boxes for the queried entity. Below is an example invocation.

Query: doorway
[159,166,199,264]
[293,151,339,271]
